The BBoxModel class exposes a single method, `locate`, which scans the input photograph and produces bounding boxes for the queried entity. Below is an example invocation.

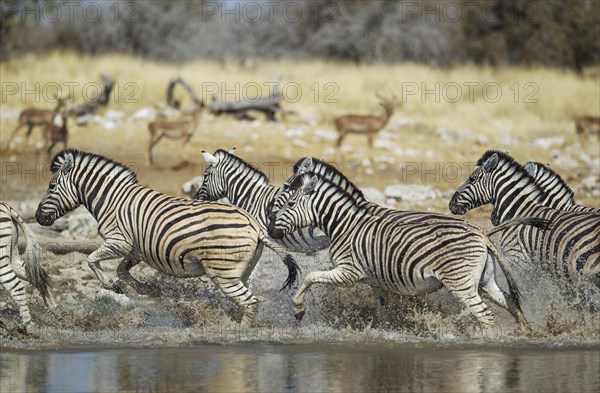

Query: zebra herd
[1,148,598,333]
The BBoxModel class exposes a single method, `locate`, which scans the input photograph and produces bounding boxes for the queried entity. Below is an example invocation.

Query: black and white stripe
[450,151,600,285]
[1,201,53,328]
[195,149,329,253]
[268,172,528,327]
[35,150,298,325]
[523,161,600,213]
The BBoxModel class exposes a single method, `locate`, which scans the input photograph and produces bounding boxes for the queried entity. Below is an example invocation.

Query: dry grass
[1,51,598,210]
[2,51,598,126]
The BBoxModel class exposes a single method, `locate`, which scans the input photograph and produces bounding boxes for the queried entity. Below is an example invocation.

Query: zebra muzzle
[448,193,467,215]
[267,219,284,239]
[35,207,55,226]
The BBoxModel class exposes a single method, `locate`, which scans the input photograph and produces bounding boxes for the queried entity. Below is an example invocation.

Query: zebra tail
[12,209,52,304]
[486,217,552,236]
[259,234,300,292]
[484,238,524,313]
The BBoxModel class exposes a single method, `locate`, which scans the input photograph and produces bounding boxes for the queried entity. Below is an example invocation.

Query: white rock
[285,127,305,138]
[531,136,565,149]
[131,107,157,121]
[181,176,204,198]
[75,114,98,126]
[362,187,386,206]
[384,184,441,202]
[313,128,337,140]
[373,138,398,149]
[106,109,125,120]
[67,211,98,239]
[292,139,307,147]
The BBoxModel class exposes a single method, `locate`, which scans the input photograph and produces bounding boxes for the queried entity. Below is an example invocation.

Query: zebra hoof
[294,311,305,321]
[110,282,125,294]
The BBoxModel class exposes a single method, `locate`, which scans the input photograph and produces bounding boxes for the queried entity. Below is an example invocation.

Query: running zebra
[272,157,548,307]
[196,148,329,254]
[523,161,600,213]
[1,201,53,329]
[449,151,600,285]
[267,172,529,327]
[35,150,298,325]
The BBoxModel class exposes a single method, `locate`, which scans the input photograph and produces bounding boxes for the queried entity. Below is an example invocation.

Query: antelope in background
[575,116,600,142]
[43,108,69,159]
[334,93,398,148]
[147,103,203,166]
[5,95,69,150]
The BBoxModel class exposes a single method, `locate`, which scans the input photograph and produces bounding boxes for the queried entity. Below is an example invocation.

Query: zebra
[1,201,53,329]
[271,157,550,306]
[267,172,529,328]
[195,148,330,254]
[449,150,600,286]
[523,161,600,213]
[35,149,298,326]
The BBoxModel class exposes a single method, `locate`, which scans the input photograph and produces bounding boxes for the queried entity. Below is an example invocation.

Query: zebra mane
[293,157,365,199]
[50,149,138,184]
[214,149,270,185]
[289,171,364,206]
[526,161,576,200]
[478,150,544,200]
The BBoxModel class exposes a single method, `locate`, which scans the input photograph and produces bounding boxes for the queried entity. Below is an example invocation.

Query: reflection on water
[1,345,599,393]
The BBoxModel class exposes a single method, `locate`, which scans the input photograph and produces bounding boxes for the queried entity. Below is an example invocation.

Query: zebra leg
[210,276,258,326]
[116,257,160,296]
[292,264,361,321]
[1,234,33,327]
[437,272,495,327]
[87,243,127,293]
[1,257,32,327]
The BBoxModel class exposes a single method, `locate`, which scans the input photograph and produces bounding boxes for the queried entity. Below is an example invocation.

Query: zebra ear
[229,147,237,155]
[298,157,314,174]
[61,153,73,175]
[483,153,499,172]
[202,150,218,166]
[523,161,535,175]
[304,175,318,194]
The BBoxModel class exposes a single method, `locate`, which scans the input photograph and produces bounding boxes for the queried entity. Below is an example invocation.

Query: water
[2,344,599,392]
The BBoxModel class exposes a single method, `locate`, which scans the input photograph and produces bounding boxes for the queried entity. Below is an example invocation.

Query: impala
[5,95,69,150]
[575,116,600,142]
[147,104,203,166]
[334,93,398,148]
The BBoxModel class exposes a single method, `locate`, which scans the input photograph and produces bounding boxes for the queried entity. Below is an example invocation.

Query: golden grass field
[1,51,599,213]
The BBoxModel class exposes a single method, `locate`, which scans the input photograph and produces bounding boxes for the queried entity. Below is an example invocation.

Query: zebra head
[268,174,318,239]
[195,148,236,201]
[449,152,499,216]
[269,157,315,216]
[36,152,79,226]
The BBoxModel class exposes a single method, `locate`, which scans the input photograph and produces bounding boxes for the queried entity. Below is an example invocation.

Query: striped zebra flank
[35,149,298,326]
[523,161,600,213]
[0,201,53,328]
[450,151,600,286]
[195,148,329,254]
[268,172,529,328]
